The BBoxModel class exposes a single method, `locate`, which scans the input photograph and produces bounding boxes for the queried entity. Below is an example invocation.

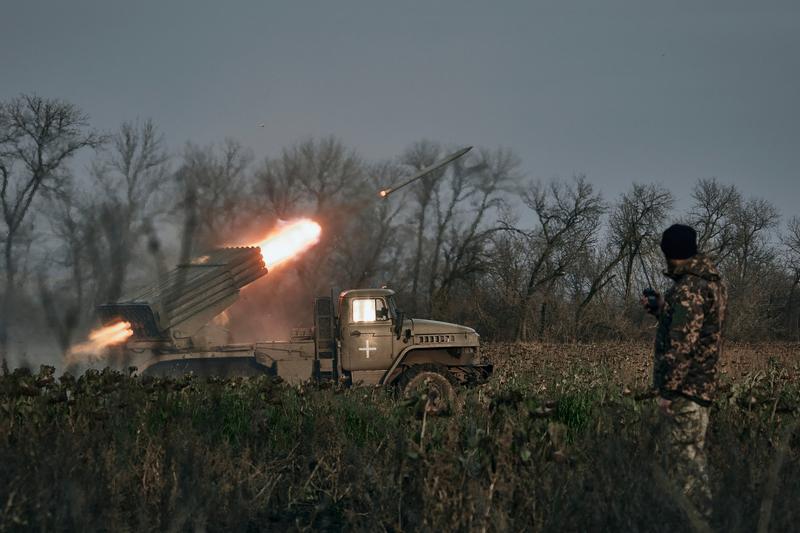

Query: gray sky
[2,0,798,219]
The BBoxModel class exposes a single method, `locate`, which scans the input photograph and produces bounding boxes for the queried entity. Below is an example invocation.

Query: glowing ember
[65,321,133,365]
[255,218,322,269]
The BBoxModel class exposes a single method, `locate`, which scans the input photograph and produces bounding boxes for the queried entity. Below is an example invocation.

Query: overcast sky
[2,0,798,220]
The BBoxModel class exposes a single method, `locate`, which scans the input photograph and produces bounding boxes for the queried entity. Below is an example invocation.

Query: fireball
[255,218,322,269]
[65,321,133,365]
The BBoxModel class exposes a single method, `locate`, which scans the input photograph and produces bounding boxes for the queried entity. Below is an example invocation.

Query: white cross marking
[359,339,377,358]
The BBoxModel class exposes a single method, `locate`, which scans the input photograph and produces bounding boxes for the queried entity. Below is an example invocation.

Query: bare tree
[479,232,529,338]
[511,176,605,341]
[784,216,800,289]
[37,186,91,352]
[568,181,671,337]
[174,139,252,251]
[425,151,480,309]
[401,140,443,313]
[567,245,619,338]
[688,178,741,259]
[782,216,800,339]
[80,119,169,304]
[428,148,520,315]
[686,179,784,339]
[719,197,780,340]
[608,183,674,303]
[282,136,364,214]
[0,94,101,362]
[728,198,780,283]
[252,154,305,220]
[330,161,405,288]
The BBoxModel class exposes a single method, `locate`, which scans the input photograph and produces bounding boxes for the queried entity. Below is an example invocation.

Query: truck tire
[398,364,457,416]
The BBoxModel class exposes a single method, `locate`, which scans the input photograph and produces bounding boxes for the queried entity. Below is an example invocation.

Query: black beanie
[660,224,698,260]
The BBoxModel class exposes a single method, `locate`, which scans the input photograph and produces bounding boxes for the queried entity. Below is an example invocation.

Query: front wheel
[398,364,457,416]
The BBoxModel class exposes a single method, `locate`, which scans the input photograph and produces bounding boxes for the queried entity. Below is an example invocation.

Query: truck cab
[335,289,488,387]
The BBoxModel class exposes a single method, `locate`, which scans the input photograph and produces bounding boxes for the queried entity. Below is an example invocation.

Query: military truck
[98,246,491,411]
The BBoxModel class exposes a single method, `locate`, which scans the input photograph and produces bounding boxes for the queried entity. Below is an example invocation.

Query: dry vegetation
[488,341,800,391]
[1,342,798,532]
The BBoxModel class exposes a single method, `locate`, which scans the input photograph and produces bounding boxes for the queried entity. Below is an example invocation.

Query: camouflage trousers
[659,396,712,518]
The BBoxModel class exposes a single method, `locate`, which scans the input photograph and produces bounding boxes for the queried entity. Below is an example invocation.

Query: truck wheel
[399,364,457,416]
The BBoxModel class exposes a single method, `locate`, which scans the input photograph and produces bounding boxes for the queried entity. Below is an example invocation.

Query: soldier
[641,224,727,519]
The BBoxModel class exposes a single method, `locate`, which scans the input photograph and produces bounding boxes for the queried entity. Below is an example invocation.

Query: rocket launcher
[97,247,267,341]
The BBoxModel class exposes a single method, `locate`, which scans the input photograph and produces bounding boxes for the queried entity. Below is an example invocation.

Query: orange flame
[255,218,322,269]
[65,321,133,365]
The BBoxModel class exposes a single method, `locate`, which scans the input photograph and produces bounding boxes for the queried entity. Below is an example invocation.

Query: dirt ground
[485,341,800,393]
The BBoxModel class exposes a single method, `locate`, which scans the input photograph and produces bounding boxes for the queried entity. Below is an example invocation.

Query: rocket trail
[378,146,472,198]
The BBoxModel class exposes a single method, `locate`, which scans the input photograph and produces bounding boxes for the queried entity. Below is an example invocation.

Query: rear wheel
[398,364,457,416]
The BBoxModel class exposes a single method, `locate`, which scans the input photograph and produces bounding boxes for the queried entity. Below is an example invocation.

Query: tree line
[1,95,798,365]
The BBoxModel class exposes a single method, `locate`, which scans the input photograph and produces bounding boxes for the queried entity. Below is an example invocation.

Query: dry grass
[487,341,800,392]
[0,342,798,532]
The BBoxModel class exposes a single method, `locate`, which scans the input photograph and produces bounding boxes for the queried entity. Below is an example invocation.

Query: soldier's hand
[640,292,663,315]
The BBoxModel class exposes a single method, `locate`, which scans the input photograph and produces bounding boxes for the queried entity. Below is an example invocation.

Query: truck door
[341,296,394,371]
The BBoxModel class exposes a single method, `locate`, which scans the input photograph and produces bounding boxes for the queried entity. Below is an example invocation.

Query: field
[1,342,799,532]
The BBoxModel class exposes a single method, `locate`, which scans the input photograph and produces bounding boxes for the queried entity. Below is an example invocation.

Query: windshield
[352,297,390,322]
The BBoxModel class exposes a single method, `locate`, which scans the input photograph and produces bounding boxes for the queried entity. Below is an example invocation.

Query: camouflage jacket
[654,254,727,404]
